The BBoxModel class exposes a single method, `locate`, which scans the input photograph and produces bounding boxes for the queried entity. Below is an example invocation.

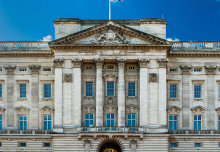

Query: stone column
[5,65,16,129]
[180,65,192,130]
[95,58,104,127]
[205,66,216,130]
[139,59,149,127]
[117,59,126,127]
[157,59,168,129]
[29,65,41,129]
[72,59,82,128]
[53,59,64,132]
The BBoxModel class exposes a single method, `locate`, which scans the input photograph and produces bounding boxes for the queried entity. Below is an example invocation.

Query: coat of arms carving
[91,29,128,44]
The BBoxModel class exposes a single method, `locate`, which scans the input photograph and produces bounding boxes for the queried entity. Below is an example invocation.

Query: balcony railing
[80,127,143,133]
[172,42,220,49]
[0,42,49,48]
[0,130,52,134]
[169,130,220,134]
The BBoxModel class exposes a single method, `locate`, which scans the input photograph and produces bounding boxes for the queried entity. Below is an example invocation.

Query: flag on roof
[110,0,124,2]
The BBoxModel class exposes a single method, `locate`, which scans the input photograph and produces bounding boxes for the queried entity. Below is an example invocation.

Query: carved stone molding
[139,59,149,68]
[180,65,192,75]
[126,105,139,113]
[91,29,128,44]
[15,106,30,113]
[191,106,207,113]
[95,58,104,68]
[205,66,217,75]
[29,65,41,74]
[117,59,126,68]
[40,105,54,113]
[149,73,157,83]
[64,73,72,82]
[130,140,137,152]
[157,59,168,68]
[82,105,96,114]
[104,104,117,114]
[4,65,16,74]
[72,58,82,68]
[84,140,91,152]
[54,59,64,68]
[167,106,181,113]
[0,106,6,112]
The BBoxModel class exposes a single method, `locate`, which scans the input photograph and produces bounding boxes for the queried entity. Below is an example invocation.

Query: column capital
[28,65,41,74]
[157,59,168,68]
[72,58,82,68]
[205,66,217,75]
[139,58,150,68]
[180,65,192,75]
[117,59,126,68]
[94,58,104,68]
[54,59,64,68]
[4,65,16,74]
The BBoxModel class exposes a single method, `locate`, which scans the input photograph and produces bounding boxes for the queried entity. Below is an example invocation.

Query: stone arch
[97,137,124,152]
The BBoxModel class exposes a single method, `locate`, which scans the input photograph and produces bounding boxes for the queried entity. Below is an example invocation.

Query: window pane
[194,85,201,98]
[128,82,136,97]
[107,82,114,97]
[128,120,131,127]
[20,84,26,98]
[44,84,51,98]
[85,83,93,97]
[170,85,177,98]
[0,85,2,98]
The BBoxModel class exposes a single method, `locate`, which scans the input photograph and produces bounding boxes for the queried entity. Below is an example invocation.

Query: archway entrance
[99,141,122,152]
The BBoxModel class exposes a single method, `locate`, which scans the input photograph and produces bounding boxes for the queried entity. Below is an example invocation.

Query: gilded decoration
[4,65,16,74]
[139,59,149,68]
[54,59,64,68]
[205,66,217,75]
[149,73,157,83]
[29,65,41,74]
[180,65,192,75]
[91,29,128,44]
[64,73,72,82]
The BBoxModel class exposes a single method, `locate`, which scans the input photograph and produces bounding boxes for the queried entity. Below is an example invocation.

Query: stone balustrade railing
[0,130,52,134]
[169,130,220,134]
[172,42,220,49]
[80,127,143,133]
[0,42,49,48]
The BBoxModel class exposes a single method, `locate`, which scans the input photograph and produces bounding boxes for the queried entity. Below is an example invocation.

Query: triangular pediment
[50,21,171,47]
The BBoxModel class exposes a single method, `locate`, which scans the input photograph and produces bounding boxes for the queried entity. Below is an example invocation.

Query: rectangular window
[44,84,51,98]
[169,115,178,130]
[19,142,26,147]
[19,115,27,130]
[19,68,27,71]
[44,115,52,130]
[107,82,114,97]
[219,86,220,99]
[195,143,201,147]
[0,84,2,98]
[85,83,93,97]
[194,67,202,72]
[128,114,136,127]
[107,65,114,70]
[43,68,51,71]
[43,143,51,147]
[169,68,178,72]
[106,114,115,127]
[194,115,202,130]
[128,82,136,97]
[85,114,94,127]
[169,84,177,98]
[20,84,26,98]
[0,115,2,130]
[170,143,178,148]
[218,115,220,130]
[194,85,201,98]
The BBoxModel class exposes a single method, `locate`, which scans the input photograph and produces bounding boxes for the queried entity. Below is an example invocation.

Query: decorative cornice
[117,59,126,68]
[191,105,207,113]
[205,66,217,75]
[0,51,52,57]
[72,58,82,68]
[4,65,16,74]
[180,65,192,75]
[126,104,139,113]
[15,106,30,112]
[29,65,41,74]
[167,106,181,113]
[40,105,54,112]
[54,59,64,68]
[82,105,96,114]
[139,58,149,68]
[94,58,104,68]
[64,73,72,82]
[157,59,168,68]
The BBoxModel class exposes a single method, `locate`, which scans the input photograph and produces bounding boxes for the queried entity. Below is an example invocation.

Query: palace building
[0,18,220,152]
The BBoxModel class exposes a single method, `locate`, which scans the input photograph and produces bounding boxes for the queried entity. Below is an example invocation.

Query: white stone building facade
[0,19,219,151]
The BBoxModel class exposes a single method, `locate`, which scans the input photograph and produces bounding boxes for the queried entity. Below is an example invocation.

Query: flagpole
[109,0,111,20]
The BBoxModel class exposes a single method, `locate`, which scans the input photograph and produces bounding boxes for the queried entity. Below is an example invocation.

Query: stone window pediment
[191,106,207,113]
[104,104,117,114]
[126,105,139,113]
[82,105,96,114]
[40,105,54,113]
[167,106,181,113]
[15,106,30,113]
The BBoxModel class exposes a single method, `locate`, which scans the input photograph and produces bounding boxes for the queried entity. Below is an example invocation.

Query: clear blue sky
[0,0,219,42]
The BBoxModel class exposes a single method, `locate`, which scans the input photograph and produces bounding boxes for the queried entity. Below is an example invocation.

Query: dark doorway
[99,141,122,152]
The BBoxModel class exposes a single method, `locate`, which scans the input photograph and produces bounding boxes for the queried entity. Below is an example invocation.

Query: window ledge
[17,98,27,101]
[84,96,94,99]
[42,98,52,101]
[127,96,136,99]
[169,98,179,101]
[194,98,203,101]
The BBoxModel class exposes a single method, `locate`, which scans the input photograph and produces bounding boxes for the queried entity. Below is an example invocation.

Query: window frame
[0,84,2,99]
[19,115,27,130]
[168,115,178,130]
[84,114,94,127]
[127,114,136,127]
[193,67,203,72]
[169,84,178,99]
[106,114,115,127]
[19,83,27,99]
[0,114,3,130]
[43,84,52,99]
[194,114,202,130]
[128,82,136,97]
[43,114,52,131]
[106,81,115,97]
[194,84,202,99]
[85,82,93,97]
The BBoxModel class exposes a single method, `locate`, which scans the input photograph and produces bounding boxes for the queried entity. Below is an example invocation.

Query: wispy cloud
[167,38,180,42]
[41,35,52,42]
